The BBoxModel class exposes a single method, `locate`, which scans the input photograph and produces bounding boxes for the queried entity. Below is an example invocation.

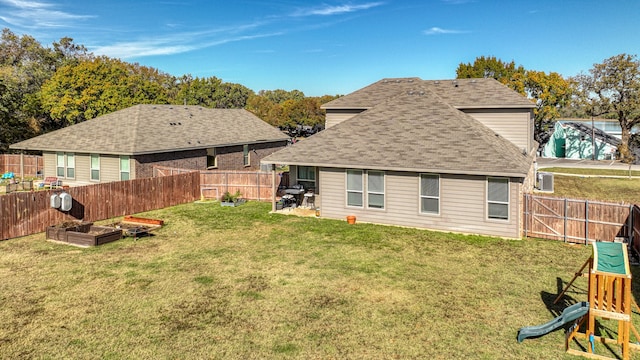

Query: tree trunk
[619,124,632,162]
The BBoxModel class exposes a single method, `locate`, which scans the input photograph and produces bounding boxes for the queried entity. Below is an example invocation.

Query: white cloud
[92,31,283,59]
[0,0,93,29]
[292,2,384,17]
[423,27,467,35]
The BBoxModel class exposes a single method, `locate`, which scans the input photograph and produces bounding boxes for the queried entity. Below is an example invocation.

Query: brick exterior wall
[133,141,288,178]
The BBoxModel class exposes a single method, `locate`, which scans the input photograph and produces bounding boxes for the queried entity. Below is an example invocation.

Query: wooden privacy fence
[0,172,199,241]
[524,194,633,244]
[154,166,289,201]
[0,154,43,178]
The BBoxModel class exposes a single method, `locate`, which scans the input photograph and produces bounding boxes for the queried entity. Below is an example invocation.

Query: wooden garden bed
[65,226,123,247]
[46,221,93,242]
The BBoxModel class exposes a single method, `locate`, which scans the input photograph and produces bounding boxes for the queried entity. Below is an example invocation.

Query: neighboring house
[542,121,619,160]
[262,78,537,239]
[10,105,289,186]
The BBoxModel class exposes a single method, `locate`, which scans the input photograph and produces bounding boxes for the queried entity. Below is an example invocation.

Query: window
[66,153,75,178]
[346,170,363,207]
[206,148,217,169]
[420,174,439,214]
[243,145,250,166]
[367,171,385,209]
[56,153,65,177]
[120,156,130,181]
[488,177,509,220]
[90,154,100,181]
[297,166,316,191]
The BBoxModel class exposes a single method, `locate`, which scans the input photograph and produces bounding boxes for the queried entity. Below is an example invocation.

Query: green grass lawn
[540,167,640,204]
[1,202,639,359]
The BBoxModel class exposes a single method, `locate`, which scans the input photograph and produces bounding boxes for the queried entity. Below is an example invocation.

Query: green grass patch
[541,166,640,177]
[1,201,639,359]
[551,174,640,204]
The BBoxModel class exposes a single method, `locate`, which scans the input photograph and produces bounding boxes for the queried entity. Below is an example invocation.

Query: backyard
[2,201,640,359]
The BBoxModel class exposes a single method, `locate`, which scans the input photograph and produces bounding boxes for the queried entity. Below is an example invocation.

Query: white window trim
[487,177,509,221]
[56,152,65,178]
[66,153,75,179]
[346,169,364,208]
[90,154,100,182]
[366,171,385,210]
[419,173,440,215]
[243,145,250,167]
[120,155,130,181]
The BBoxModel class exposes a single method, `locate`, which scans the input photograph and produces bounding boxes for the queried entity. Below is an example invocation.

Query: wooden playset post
[565,242,638,360]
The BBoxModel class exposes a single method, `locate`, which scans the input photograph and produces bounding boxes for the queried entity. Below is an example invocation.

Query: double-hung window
[367,171,385,209]
[420,174,439,214]
[243,145,250,166]
[90,154,100,181]
[66,153,75,178]
[56,152,75,178]
[346,170,363,207]
[120,156,130,181]
[487,177,509,220]
[56,153,65,177]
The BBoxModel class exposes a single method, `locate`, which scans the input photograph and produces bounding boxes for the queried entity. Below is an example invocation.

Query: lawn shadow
[520,277,586,341]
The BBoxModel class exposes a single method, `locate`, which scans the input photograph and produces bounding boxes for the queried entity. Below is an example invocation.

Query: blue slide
[517,302,589,343]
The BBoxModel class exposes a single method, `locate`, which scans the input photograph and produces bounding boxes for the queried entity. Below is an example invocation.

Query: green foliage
[457,56,572,144]
[39,56,173,125]
[174,75,253,108]
[246,91,339,130]
[0,28,89,150]
[573,53,640,162]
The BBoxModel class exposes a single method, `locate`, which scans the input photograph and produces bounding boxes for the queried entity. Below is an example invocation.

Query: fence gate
[524,194,632,244]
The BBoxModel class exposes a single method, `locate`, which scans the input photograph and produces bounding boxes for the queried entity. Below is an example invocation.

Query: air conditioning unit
[538,172,554,192]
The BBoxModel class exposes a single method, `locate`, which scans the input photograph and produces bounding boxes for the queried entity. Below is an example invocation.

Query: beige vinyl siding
[325,109,365,128]
[98,155,122,183]
[463,108,533,153]
[319,168,521,238]
[43,152,133,186]
[43,152,56,179]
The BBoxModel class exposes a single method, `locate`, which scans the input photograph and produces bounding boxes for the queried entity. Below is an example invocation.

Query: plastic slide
[517,301,589,343]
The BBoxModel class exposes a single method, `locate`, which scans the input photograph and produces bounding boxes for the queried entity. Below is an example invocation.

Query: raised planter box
[66,226,123,247]
[123,216,164,226]
[46,221,93,242]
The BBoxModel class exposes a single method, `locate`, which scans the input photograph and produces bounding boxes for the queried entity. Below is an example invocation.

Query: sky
[1,0,639,97]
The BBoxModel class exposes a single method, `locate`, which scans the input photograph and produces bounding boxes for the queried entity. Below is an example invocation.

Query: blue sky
[1,0,639,96]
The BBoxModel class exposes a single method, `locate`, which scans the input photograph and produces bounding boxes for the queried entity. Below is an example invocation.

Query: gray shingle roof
[10,105,289,155]
[322,77,535,110]
[263,86,533,177]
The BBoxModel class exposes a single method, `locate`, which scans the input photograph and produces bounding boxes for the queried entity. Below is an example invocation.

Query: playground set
[518,242,640,360]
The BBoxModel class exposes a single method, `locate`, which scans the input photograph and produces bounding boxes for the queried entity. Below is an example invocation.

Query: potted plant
[221,190,244,207]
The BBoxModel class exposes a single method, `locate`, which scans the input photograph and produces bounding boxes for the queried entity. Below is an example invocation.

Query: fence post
[564,198,568,243]
[257,172,260,202]
[585,199,589,245]
[524,194,528,238]
[628,204,633,243]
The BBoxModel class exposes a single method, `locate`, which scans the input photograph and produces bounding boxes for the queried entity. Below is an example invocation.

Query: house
[10,105,289,185]
[541,121,619,160]
[261,78,537,239]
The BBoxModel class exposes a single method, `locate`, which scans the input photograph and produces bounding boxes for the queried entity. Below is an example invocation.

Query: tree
[457,56,572,144]
[456,55,525,92]
[573,53,640,161]
[173,75,253,108]
[39,56,172,125]
[525,71,572,144]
